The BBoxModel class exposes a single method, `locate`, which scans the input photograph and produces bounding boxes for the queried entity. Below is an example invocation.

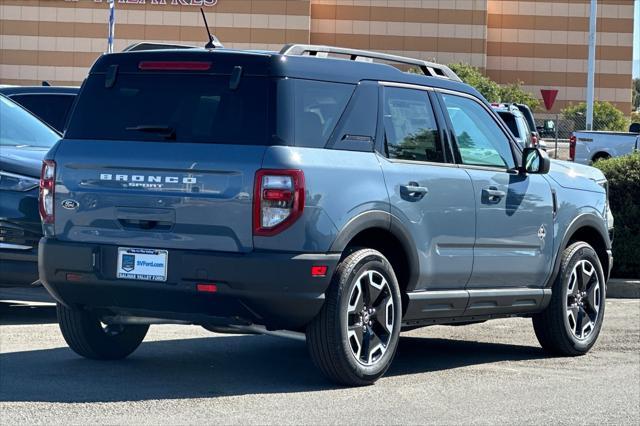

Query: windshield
[0,95,60,148]
[65,74,270,144]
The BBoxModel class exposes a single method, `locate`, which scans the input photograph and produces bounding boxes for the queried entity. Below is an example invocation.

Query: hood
[0,145,49,177]
[547,159,606,192]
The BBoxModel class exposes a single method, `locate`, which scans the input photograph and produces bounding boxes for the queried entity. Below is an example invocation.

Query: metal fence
[533,113,626,160]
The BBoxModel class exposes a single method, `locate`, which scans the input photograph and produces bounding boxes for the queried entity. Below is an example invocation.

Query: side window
[383,86,444,163]
[293,80,355,148]
[441,94,515,169]
[518,116,533,147]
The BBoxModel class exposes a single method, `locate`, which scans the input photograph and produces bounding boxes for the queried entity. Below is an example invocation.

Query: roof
[90,46,484,101]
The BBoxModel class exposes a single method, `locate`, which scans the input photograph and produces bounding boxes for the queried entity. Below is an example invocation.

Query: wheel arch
[591,151,611,162]
[547,213,612,288]
[329,211,420,307]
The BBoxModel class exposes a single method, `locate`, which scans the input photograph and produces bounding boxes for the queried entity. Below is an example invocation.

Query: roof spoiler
[279,44,461,82]
[122,42,201,52]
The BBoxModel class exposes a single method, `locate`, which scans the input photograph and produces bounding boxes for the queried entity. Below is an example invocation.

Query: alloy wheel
[346,270,395,366]
[566,259,602,340]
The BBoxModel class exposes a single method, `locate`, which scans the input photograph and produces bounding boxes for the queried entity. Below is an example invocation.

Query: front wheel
[306,248,402,386]
[57,303,149,360]
[532,242,606,355]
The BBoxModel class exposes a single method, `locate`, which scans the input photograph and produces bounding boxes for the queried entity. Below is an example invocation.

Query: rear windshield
[497,111,520,138]
[66,73,269,144]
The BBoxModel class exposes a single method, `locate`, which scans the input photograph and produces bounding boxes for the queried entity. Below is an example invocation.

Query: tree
[633,78,639,111]
[562,101,629,132]
[498,81,540,110]
[448,63,539,110]
[447,63,501,102]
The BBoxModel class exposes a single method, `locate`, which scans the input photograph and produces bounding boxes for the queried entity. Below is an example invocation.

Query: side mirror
[522,147,550,174]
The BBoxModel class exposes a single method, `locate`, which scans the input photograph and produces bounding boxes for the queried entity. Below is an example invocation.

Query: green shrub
[562,101,629,132]
[594,152,640,278]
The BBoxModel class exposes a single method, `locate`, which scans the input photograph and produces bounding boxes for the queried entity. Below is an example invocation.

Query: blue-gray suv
[39,44,613,386]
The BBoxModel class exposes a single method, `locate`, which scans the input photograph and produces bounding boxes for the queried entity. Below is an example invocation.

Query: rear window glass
[10,94,76,133]
[0,96,60,148]
[66,74,269,144]
[497,111,520,138]
[277,79,354,148]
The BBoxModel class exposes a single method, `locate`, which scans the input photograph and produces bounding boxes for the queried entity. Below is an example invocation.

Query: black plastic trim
[544,212,612,288]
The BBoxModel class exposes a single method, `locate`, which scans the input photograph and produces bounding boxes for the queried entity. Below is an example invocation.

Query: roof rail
[279,44,461,82]
[122,42,201,52]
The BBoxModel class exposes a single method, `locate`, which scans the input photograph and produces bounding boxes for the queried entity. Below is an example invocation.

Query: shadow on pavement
[0,302,57,325]
[0,317,548,402]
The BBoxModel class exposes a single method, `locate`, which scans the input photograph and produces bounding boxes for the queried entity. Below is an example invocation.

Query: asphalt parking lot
[0,291,638,425]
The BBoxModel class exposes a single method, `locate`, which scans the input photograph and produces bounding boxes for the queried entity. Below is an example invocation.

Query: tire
[57,303,149,360]
[532,242,606,356]
[306,248,402,386]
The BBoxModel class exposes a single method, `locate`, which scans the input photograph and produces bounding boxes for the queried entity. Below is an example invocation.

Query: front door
[439,92,554,288]
[378,84,476,291]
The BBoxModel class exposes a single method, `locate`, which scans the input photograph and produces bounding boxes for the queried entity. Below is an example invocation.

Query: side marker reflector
[311,266,328,277]
[197,284,218,293]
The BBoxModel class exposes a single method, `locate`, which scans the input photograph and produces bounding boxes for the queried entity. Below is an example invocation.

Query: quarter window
[383,87,444,163]
[442,94,515,169]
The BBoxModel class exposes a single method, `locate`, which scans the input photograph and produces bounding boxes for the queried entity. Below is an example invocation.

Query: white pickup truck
[570,123,640,164]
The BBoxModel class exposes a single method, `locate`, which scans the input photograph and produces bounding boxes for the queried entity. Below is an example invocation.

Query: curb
[607,279,640,299]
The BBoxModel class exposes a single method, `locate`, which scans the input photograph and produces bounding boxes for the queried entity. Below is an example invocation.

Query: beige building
[0,0,635,113]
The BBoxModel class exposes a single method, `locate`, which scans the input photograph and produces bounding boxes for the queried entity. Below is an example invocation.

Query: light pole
[585,0,597,130]
[107,0,115,54]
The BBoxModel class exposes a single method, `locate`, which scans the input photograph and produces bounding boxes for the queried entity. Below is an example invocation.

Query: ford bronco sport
[39,44,613,386]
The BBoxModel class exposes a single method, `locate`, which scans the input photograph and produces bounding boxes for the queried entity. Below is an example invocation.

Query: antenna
[200,8,223,49]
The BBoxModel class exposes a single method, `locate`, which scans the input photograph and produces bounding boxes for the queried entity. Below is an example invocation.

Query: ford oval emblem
[61,199,79,210]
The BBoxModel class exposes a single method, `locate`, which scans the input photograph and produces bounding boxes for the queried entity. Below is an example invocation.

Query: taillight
[138,61,211,71]
[39,160,56,224]
[569,135,577,161]
[253,169,305,236]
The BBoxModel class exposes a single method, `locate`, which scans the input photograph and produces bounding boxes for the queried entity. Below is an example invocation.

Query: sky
[634,0,639,78]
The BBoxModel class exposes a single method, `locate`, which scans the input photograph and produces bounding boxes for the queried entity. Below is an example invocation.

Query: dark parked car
[0,85,79,133]
[0,95,61,286]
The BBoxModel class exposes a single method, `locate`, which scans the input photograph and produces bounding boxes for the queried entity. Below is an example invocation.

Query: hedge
[594,152,640,278]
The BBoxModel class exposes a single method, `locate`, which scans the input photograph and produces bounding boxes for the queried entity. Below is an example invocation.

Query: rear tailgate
[53,50,274,253]
[53,139,264,253]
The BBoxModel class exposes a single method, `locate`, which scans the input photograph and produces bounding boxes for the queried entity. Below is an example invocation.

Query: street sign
[540,89,558,111]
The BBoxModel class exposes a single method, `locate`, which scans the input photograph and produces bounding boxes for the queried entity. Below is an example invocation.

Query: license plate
[117,247,168,282]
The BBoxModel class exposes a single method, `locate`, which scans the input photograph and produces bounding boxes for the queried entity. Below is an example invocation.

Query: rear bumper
[39,238,339,330]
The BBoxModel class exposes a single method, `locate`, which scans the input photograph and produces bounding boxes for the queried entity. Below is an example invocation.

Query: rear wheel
[57,303,148,360]
[532,242,606,355]
[306,248,402,386]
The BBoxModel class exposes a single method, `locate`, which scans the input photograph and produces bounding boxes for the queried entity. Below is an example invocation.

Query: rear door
[438,91,554,289]
[55,55,273,253]
[377,83,475,292]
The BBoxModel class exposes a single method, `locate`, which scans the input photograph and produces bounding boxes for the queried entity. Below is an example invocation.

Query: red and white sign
[540,89,558,111]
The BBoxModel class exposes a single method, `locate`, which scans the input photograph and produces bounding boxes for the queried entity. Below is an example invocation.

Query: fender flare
[329,210,421,292]
[545,212,611,288]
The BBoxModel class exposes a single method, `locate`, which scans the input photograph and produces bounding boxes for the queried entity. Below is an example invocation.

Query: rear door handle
[400,182,428,200]
[482,186,506,203]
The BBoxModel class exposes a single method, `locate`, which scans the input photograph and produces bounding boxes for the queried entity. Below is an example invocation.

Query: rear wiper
[125,125,176,140]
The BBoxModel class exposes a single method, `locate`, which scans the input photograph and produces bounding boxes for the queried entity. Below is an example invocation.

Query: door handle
[400,182,428,200]
[482,186,505,203]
